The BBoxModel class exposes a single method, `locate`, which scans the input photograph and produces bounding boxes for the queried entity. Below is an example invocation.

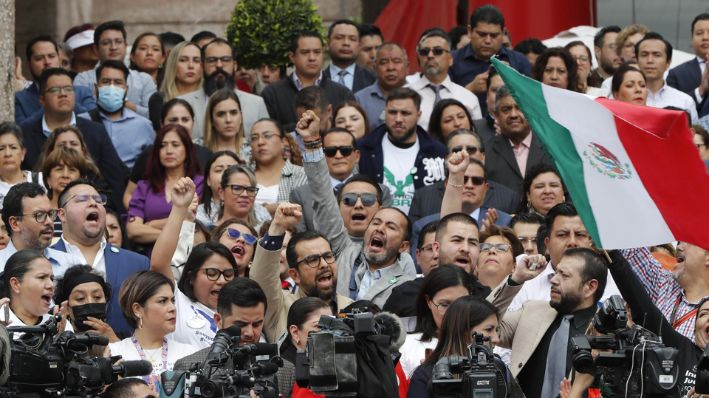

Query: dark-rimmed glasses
[295,252,336,268]
[203,268,236,281]
[227,184,259,197]
[20,209,58,223]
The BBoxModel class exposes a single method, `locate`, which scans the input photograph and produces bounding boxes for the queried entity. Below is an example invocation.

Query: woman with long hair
[427,99,474,144]
[533,47,580,92]
[210,219,258,277]
[0,250,56,332]
[215,164,270,229]
[333,101,370,140]
[129,32,165,84]
[200,88,248,161]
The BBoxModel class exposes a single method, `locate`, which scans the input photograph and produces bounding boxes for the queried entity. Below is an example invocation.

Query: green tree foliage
[226,0,324,69]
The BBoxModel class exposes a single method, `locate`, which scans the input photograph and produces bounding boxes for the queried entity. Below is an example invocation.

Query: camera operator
[0,249,66,335]
[607,250,708,398]
[407,295,524,398]
[54,264,119,346]
[498,247,608,398]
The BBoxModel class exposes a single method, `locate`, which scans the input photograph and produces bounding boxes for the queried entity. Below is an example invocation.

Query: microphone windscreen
[374,311,406,352]
[117,360,153,377]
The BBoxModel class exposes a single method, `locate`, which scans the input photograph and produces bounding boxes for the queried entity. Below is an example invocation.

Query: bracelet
[447,181,463,188]
[303,139,322,149]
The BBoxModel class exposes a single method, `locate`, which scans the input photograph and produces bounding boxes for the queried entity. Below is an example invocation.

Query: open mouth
[231,245,245,256]
[210,289,221,298]
[676,254,685,263]
[351,213,367,222]
[86,211,100,222]
[41,295,52,307]
[369,236,385,249]
[454,255,470,266]
[316,271,333,287]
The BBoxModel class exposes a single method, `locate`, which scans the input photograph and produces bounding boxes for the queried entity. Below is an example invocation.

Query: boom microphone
[374,311,406,352]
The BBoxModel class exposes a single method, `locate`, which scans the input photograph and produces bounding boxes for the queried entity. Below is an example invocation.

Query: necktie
[337,69,347,86]
[541,314,573,398]
[429,84,442,105]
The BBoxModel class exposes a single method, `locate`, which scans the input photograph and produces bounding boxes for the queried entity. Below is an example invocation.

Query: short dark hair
[470,5,505,29]
[594,25,621,48]
[386,87,422,111]
[190,30,217,45]
[287,230,330,269]
[159,31,186,48]
[295,85,328,113]
[514,38,547,55]
[480,225,524,259]
[38,67,72,94]
[611,62,645,94]
[359,24,383,40]
[0,122,24,149]
[563,247,608,302]
[287,296,330,329]
[428,99,474,143]
[545,203,579,236]
[448,26,468,49]
[217,278,268,316]
[119,271,174,329]
[160,98,195,124]
[564,41,592,63]
[0,249,47,298]
[178,241,237,301]
[418,220,439,249]
[2,183,46,238]
[532,47,579,92]
[101,377,149,398]
[201,37,234,60]
[323,127,356,148]
[337,173,383,205]
[328,19,360,39]
[94,20,126,45]
[26,35,58,63]
[417,28,451,49]
[58,179,102,209]
[518,163,565,213]
[510,212,545,229]
[635,32,673,63]
[378,206,412,241]
[96,59,129,81]
[290,31,323,53]
[435,213,479,242]
[691,13,709,34]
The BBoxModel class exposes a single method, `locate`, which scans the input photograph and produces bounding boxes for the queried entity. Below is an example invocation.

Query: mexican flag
[491,58,709,250]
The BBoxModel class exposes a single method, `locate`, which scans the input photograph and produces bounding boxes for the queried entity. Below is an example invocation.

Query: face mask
[71,302,107,332]
[97,85,126,113]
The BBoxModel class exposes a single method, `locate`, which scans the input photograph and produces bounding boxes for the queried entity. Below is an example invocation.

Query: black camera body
[695,344,709,394]
[571,296,679,398]
[431,333,509,398]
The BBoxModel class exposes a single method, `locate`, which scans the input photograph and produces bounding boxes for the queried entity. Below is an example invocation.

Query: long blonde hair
[160,41,203,101]
[203,88,244,154]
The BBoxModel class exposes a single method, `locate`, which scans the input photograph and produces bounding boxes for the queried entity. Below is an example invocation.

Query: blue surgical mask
[97,85,126,113]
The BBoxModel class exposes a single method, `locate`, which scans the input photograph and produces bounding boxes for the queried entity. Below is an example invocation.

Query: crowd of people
[0,3,708,398]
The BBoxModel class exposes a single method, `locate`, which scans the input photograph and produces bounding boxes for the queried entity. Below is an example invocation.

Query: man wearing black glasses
[0,182,75,276]
[53,179,150,337]
[289,127,392,236]
[408,29,482,129]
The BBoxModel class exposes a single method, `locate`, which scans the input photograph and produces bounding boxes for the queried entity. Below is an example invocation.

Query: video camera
[0,315,152,397]
[431,333,510,398]
[571,295,679,397]
[294,310,404,398]
[161,325,282,398]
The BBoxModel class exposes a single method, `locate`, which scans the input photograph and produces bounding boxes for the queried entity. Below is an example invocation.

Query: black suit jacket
[667,58,709,117]
[484,133,553,197]
[407,179,520,225]
[261,74,355,131]
[324,64,376,93]
[20,113,129,212]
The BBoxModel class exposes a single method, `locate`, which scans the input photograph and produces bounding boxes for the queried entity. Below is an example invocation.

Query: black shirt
[517,304,597,398]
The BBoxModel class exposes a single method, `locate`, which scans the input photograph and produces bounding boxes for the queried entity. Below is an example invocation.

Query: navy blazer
[324,64,376,93]
[15,83,96,125]
[52,239,150,337]
[667,58,709,117]
[19,112,129,212]
[357,124,447,190]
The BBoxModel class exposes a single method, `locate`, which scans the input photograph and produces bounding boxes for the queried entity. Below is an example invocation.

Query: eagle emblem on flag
[583,142,632,180]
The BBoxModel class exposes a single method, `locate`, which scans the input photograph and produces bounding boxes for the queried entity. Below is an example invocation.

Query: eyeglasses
[20,209,57,223]
[202,267,236,281]
[62,194,107,207]
[250,132,280,142]
[228,184,259,197]
[99,38,125,47]
[480,243,511,252]
[431,300,451,312]
[46,85,74,95]
[225,228,257,245]
[205,56,234,64]
[463,176,486,186]
[450,145,480,156]
[341,192,378,207]
[417,47,449,57]
[323,146,354,157]
[295,251,336,268]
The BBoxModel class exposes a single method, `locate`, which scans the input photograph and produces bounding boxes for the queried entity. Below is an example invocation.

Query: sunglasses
[464,176,486,186]
[417,47,449,57]
[203,267,236,281]
[341,192,378,207]
[450,145,480,156]
[225,228,257,245]
[323,146,355,157]
[480,243,511,253]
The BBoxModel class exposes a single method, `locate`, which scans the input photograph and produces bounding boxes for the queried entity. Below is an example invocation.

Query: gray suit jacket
[484,133,553,196]
[178,88,270,141]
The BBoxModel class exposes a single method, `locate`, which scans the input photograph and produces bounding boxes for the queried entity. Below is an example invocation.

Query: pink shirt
[510,133,533,177]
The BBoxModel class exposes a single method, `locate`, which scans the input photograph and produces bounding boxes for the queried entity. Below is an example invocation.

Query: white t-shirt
[381,135,419,214]
[255,184,278,205]
[108,337,198,385]
[399,332,438,379]
[172,288,217,349]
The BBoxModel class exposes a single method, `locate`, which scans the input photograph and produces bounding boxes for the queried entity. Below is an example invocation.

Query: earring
[137,316,143,329]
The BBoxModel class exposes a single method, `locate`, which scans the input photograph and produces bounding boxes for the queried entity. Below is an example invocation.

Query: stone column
[0,0,14,120]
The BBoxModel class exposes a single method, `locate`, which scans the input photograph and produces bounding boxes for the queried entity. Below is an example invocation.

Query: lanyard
[131,336,168,392]
[669,294,698,329]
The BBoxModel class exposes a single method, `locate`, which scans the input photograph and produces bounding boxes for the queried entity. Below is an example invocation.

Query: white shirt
[255,184,279,205]
[60,236,107,276]
[647,82,699,124]
[408,75,482,129]
[0,240,75,278]
[0,171,42,209]
[381,135,419,214]
[400,333,438,378]
[109,337,198,382]
[172,288,217,350]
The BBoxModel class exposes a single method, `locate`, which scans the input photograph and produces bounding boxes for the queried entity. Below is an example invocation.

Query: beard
[300,279,336,302]
[204,68,235,96]
[364,246,399,267]
[600,58,617,75]
[423,64,441,79]
[388,125,417,145]
[550,290,583,314]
